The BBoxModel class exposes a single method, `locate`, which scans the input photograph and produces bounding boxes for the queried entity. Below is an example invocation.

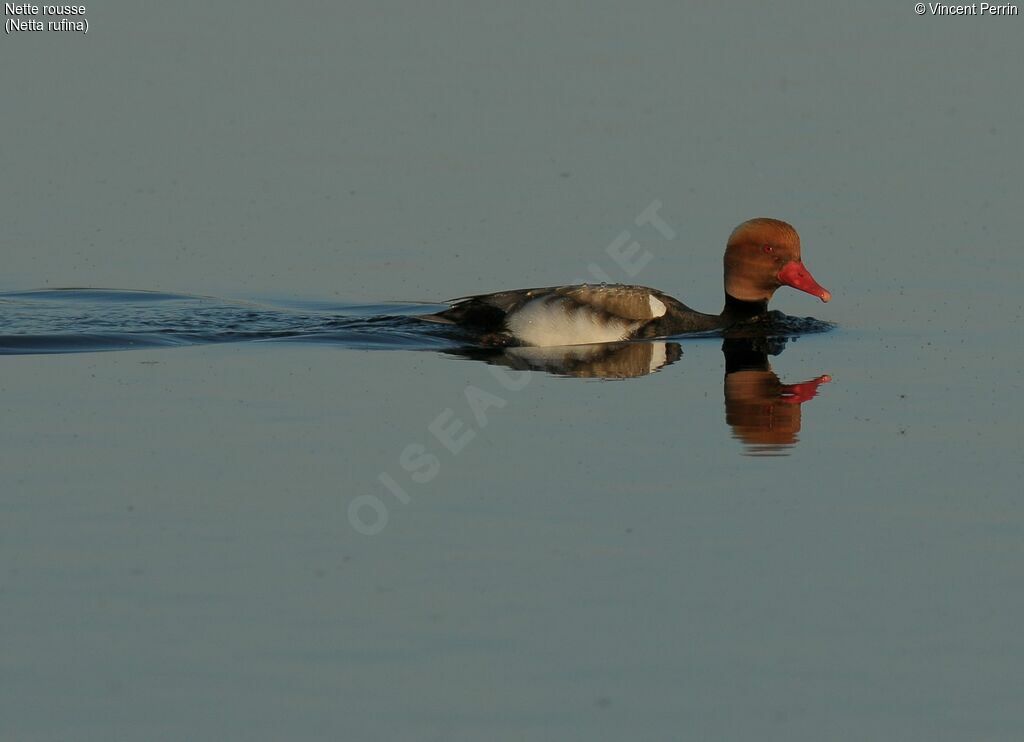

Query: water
[4,283,1021,742]
[0,289,451,353]
[4,2,1024,740]
[1,289,839,455]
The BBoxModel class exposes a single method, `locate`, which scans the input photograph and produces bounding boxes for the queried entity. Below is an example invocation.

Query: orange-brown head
[723,218,831,304]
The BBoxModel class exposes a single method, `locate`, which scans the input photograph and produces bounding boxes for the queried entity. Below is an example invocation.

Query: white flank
[507,297,639,347]
[648,295,667,317]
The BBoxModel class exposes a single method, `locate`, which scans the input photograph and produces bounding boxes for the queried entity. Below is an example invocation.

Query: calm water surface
[3,283,1021,741]
[4,1,1024,740]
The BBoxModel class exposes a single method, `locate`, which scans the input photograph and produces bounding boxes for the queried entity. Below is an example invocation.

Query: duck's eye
[762,245,774,254]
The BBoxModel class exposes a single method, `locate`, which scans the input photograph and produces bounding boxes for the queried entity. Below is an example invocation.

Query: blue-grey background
[3,2,1023,740]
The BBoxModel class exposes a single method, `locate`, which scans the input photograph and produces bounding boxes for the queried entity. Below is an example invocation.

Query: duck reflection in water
[719,337,830,455]
[446,335,830,454]
[450,339,683,380]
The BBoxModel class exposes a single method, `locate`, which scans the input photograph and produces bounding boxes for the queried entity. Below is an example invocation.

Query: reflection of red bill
[778,261,831,302]
[779,374,833,405]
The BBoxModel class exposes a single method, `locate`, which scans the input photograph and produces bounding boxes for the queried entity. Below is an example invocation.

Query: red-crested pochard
[428,218,830,347]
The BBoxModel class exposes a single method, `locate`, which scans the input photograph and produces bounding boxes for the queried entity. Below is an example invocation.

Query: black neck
[721,293,768,321]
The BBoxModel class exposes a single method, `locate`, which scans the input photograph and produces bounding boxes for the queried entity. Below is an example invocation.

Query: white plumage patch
[507,297,640,347]
[648,295,667,318]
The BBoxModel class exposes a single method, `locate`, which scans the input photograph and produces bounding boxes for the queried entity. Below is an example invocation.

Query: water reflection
[0,289,831,453]
[721,337,831,456]
[447,336,830,455]
[448,340,683,379]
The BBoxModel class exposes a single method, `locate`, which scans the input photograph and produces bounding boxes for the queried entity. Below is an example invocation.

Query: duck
[427,218,831,347]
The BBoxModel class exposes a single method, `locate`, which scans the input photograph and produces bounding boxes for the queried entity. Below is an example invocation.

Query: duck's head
[724,218,831,304]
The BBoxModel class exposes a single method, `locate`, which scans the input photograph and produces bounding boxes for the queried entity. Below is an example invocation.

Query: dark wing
[445,286,561,312]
